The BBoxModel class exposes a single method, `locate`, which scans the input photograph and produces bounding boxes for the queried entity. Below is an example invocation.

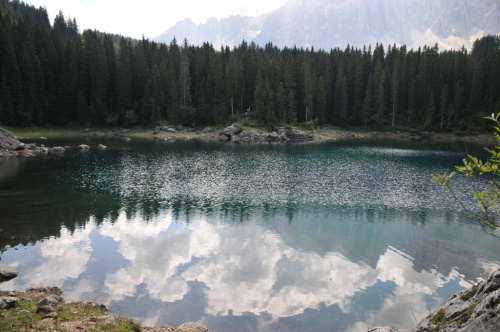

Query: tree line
[1,0,499,130]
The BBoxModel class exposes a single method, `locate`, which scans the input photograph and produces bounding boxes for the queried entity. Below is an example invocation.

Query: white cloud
[0,223,94,290]
[100,211,220,303]
[23,0,287,39]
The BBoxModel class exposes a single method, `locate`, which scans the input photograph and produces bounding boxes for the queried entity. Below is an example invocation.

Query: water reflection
[0,139,499,331]
[1,206,498,331]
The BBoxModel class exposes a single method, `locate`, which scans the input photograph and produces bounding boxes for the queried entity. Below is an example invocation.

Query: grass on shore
[0,290,143,332]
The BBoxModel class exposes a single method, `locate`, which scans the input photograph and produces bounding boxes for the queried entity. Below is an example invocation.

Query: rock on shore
[0,127,23,150]
[222,126,313,143]
[416,268,500,331]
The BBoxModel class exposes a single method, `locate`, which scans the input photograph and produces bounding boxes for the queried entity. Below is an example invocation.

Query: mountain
[155,0,500,50]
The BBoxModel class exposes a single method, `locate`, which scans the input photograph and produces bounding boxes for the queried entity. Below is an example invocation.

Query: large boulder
[0,265,19,282]
[240,129,260,141]
[265,131,280,142]
[51,146,65,153]
[416,268,500,331]
[220,124,242,140]
[0,127,23,150]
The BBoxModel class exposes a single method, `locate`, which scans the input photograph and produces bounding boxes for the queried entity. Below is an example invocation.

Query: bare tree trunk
[231,96,234,117]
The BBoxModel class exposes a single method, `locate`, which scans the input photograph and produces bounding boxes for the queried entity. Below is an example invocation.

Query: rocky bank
[415,268,500,331]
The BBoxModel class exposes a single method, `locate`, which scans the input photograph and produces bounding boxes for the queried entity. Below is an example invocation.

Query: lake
[1,138,499,331]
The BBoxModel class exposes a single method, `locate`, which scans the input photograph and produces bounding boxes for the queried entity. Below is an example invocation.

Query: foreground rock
[0,265,19,282]
[0,296,18,309]
[416,268,500,331]
[0,127,23,150]
[35,293,63,315]
[177,321,208,332]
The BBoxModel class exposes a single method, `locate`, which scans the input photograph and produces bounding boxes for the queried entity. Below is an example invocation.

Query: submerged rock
[123,137,131,142]
[98,144,107,149]
[78,144,90,150]
[0,265,19,282]
[51,146,65,153]
[416,268,500,332]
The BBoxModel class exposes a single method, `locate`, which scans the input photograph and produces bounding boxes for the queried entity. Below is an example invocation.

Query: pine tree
[167,63,180,123]
[374,60,386,126]
[254,70,266,124]
[469,61,485,114]
[179,44,192,107]
[440,85,449,130]
[225,54,244,118]
[391,57,401,127]
[361,73,373,127]
[275,81,286,123]
[116,38,133,123]
[264,79,275,124]
[425,91,436,129]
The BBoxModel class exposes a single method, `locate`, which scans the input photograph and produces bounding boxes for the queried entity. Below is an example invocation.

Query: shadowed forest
[1,0,499,130]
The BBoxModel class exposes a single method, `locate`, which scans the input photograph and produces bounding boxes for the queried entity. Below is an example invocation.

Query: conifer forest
[1,0,499,130]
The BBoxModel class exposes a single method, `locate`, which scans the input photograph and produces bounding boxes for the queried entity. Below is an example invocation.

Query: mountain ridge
[155,0,500,50]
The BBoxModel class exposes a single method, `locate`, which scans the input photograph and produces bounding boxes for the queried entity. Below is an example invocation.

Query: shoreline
[0,125,495,161]
[4,125,496,145]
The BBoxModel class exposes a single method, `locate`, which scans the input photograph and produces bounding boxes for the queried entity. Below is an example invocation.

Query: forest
[1,0,499,130]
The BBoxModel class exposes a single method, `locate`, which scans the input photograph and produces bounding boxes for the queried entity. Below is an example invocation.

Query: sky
[23,0,288,39]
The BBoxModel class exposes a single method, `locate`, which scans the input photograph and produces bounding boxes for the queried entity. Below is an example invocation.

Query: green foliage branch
[433,114,500,231]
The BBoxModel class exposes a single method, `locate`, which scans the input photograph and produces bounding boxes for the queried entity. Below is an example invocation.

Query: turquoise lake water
[0,138,499,331]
